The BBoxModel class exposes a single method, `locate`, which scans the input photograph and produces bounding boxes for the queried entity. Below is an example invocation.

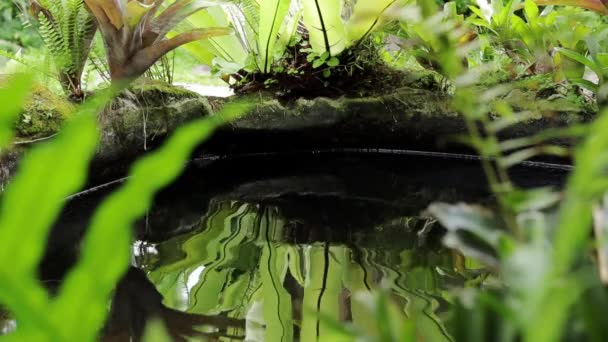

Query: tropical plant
[0,0,42,50]
[466,0,597,79]
[176,0,400,85]
[392,2,608,341]
[556,28,608,102]
[179,0,303,76]
[27,0,97,98]
[84,0,232,82]
[300,0,397,56]
[392,1,471,72]
[0,74,251,340]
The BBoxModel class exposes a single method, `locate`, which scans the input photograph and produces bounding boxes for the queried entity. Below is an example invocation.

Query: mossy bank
[0,73,595,186]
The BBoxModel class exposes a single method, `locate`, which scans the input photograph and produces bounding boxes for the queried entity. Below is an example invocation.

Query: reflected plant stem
[315,242,330,339]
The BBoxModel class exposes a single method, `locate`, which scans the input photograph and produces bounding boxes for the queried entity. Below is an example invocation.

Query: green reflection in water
[141,200,486,341]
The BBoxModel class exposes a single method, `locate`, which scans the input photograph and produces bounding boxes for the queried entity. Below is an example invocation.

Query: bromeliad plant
[84,0,232,82]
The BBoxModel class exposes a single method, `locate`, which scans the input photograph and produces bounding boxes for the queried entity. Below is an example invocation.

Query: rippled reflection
[136,200,487,341]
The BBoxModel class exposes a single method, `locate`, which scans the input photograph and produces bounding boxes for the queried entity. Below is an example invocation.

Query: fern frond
[31,0,97,95]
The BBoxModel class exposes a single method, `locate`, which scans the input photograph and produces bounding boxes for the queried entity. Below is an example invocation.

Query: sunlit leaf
[345,0,396,45]
[258,0,292,73]
[51,100,252,341]
[0,86,116,337]
[301,0,346,55]
[0,74,33,148]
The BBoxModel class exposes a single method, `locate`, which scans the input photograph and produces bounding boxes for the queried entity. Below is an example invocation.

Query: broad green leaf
[258,0,293,73]
[345,0,396,46]
[0,90,110,282]
[275,7,303,60]
[0,74,33,148]
[327,56,340,67]
[524,0,539,21]
[301,0,346,55]
[557,48,603,85]
[312,58,324,68]
[176,7,248,67]
[524,278,584,342]
[502,187,561,213]
[0,87,116,339]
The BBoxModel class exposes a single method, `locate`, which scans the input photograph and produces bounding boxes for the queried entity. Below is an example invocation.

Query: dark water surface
[2,152,568,341]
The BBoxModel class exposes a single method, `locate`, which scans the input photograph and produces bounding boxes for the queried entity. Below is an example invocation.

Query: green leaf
[258,0,292,73]
[502,187,561,213]
[320,51,330,61]
[301,0,346,55]
[524,0,539,21]
[323,68,331,78]
[557,48,602,82]
[51,100,253,341]
[345,0,396,46]
[175,7,248,67]
[0,74,33,148]
[327,56,339,67]
[312,58,325,68]
[279,8,304,53]
[0,87,116,337]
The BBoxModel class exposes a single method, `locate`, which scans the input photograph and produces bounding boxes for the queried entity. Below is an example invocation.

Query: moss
[124,80,200,108]
[16,83,74,139]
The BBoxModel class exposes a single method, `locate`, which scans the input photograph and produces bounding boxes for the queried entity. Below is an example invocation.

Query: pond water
[3,152,568,341]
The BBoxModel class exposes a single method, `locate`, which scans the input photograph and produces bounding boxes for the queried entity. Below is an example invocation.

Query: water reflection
[31,153,563,341]
[102,267,243,341]
[136,200,487,341]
